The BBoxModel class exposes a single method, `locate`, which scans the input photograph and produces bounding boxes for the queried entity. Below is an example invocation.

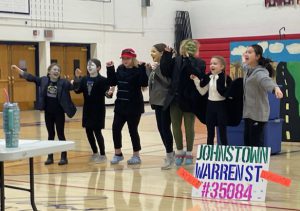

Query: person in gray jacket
[242,44,283,147]
[146,43,174,170]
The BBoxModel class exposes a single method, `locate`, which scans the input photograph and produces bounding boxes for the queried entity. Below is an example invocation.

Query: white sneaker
[95,155,107,164]
[161,156,175,170]
[90,153,99,162]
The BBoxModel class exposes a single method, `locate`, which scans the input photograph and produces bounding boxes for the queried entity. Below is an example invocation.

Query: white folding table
[0,140,75,210]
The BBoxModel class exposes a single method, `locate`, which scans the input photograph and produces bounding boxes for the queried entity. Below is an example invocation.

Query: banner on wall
[230,39,300,142]
[192,145,271,201]
[265,0,297,7]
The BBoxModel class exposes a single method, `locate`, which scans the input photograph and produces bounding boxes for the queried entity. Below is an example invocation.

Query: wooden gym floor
[1,105,300,211]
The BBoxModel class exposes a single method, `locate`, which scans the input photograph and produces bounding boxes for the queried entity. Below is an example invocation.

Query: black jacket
[196,73,243,126]
[107,64,148,115]
[200,71,233,97]
[21,72,76,118]
[160,51,206,114]
[226,77,244,126]
[73,75,111,129]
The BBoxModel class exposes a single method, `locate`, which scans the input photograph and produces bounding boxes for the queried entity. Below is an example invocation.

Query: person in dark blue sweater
[11,63,76,165]
[106,48,148,165]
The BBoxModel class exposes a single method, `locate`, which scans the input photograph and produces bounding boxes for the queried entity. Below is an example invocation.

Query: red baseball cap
[121,48,137,58]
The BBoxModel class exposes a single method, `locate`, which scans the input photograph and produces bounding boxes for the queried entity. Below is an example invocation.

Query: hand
[11,65,23,74]
[105,86,115,98]
[274,87,283,99]
[185,51,190,58]
[190,74,198,80]
[139,61,146,67]
[75,68,82,77]
[106,61,114,67]
[146,63,152,71]
[152,62,159,70]
[165,46,173,53]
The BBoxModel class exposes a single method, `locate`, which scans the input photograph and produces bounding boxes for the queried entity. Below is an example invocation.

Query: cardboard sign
[192,145,271,201]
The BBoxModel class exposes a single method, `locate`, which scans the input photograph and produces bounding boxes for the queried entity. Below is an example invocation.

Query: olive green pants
[170,103,195,152]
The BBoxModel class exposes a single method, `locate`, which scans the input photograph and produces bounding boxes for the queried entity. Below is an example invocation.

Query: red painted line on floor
[5,179,300,211]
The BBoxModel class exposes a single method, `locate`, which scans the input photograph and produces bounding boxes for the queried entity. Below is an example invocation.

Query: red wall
[197,34,300,73]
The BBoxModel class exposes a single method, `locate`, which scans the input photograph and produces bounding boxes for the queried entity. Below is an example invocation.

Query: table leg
[0,161,4,210]
[29,158,37,211]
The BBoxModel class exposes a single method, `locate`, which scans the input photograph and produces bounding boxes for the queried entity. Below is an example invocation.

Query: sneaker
[111,155,124,164]
[175,153,185,166]
[90,153,99,162]
[185,155,193,165]
[161,152,175,170]
[127,155,141,165]
[95,155,107,164]
[161,158,175,170]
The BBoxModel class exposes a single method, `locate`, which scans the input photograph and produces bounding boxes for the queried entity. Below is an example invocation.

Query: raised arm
[11,65,41,86]
[191,74,208,96]
[72,68,84,94]
[138,63,148,87]
[106,61,118,86]
[257,70,283,99]
[160,47,175,77]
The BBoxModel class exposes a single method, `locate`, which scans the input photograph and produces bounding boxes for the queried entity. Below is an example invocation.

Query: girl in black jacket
[191,56,232,146]
[160,39,206,166]
[11,64,76,165]
[73,58,112,164]
[106,48,148,165]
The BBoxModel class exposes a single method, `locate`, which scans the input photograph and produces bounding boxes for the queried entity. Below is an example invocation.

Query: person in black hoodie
[160,39,206,166]
[11,63,76,165]
[106,48,148,165]
[73,58,112,163]
[191,56,232,145]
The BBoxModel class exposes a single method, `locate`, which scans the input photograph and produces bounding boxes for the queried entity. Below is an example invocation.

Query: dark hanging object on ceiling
[174,11,192,54]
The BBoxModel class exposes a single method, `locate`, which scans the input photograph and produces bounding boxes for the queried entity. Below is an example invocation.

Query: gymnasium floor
[1,105,300,211]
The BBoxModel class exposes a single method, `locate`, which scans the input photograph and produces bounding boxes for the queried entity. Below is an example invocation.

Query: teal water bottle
[3,103,20,148]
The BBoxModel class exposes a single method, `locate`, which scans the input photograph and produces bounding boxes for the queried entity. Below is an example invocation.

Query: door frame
[50,43,91,62]
[0,41,39,108]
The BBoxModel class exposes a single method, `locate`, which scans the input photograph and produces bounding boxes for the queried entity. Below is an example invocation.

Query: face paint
[185,41,197,56]
[87,61,98,77]
[48,65,60,81]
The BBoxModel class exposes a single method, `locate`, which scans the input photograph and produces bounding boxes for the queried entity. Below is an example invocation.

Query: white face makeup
[48,65,61,81]
[87,61,98,77]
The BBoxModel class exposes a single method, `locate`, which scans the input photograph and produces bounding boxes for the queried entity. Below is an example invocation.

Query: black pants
[206,100,228,145]
[244,118,265,147]
[85,128,105,155]
[112,112,142,152]
[45,111,67,158]
[154,105,173,153]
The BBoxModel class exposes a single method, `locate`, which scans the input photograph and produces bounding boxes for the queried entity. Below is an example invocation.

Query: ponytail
[259,57,274,78]
[251,44,274,78]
